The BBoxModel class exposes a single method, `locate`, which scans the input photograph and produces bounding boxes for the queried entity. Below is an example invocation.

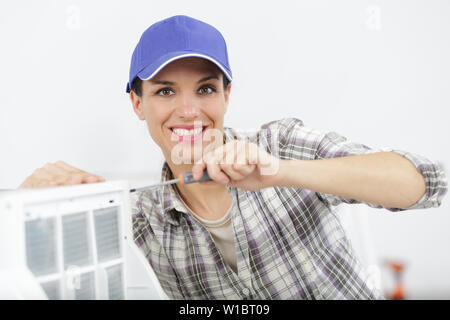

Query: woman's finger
[54,161,104,183]
[41,163,84,185]
[53,160,84,173]
[192,158,207,181]
[43,162,68,175]
[204,150,230,184]
[220,163,245,181]
[246,143,261,165]
[35,179,53,188]
[232,163,256,176]
[216,140,255,182]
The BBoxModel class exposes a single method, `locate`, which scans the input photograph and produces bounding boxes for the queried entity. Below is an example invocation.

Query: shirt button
[242,288,250,296]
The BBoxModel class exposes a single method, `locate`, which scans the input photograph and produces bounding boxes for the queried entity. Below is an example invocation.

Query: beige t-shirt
[178,195,238,274]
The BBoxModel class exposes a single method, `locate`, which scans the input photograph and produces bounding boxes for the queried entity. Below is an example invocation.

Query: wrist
[270,159,308,188]
[263,159,291,188]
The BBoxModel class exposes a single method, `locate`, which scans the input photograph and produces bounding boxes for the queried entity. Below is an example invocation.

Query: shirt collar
[159,127,237,225]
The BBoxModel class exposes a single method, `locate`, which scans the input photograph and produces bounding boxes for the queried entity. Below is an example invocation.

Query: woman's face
[130,57,231,165]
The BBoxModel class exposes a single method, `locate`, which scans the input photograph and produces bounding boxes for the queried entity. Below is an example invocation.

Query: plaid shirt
[131,118,448,299]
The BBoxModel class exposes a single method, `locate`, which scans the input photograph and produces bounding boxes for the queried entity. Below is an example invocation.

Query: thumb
[192,158,207,180]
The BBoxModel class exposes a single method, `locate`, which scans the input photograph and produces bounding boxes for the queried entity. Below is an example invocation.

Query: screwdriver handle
[179,171,212,185]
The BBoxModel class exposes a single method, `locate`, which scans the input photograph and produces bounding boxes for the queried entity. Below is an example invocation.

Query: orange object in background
[391,283,405,300]
[389,262,404,274]
[386,260,406,300]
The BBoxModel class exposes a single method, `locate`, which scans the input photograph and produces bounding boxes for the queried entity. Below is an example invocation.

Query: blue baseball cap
[126,15,233,93]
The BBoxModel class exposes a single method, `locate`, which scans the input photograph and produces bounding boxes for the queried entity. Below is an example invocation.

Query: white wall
[1,0,449,299]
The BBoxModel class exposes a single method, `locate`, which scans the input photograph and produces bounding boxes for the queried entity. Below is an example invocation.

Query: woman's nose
[175,95,200,118]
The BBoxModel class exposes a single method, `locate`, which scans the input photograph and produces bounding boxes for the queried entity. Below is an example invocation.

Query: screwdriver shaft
[129,170,212,193]
[129,178,180,193]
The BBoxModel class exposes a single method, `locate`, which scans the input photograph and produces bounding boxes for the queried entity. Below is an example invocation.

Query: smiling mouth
[169,125,209,142]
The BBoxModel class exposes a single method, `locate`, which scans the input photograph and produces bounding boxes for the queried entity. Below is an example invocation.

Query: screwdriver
[129,170,212,193]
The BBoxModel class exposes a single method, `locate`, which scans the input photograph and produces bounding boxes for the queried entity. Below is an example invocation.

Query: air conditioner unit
[0,181,168,300]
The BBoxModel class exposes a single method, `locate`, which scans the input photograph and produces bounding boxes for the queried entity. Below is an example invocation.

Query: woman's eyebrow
[150,75,219,86]
[197,75,219,83]
[150,79,175,86]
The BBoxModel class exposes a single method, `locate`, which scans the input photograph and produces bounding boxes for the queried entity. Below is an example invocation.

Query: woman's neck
[176,182,232,220]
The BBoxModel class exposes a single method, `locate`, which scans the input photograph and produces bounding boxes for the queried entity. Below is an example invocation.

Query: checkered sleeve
[273,118,448,212]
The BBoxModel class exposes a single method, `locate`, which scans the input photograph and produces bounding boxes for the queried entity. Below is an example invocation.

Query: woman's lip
[170,125,208,143]
[170,124,207,130]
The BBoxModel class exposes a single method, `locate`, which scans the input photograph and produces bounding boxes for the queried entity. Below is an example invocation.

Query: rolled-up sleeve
[382,149,448,211]
[271,117,448,212]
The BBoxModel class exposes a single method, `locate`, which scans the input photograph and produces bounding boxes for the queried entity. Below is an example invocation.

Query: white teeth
[172,127,203,137]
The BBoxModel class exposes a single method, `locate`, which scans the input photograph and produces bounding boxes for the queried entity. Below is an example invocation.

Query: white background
[1,0,449,299]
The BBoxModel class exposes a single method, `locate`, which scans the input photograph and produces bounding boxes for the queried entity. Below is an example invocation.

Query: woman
[21,15,447,299]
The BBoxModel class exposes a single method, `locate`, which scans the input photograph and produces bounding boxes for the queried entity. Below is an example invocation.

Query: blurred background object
[385,260,407,300]
[0,181,168,299]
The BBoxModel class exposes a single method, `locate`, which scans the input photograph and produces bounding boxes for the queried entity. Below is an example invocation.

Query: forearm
[274,152,426,209]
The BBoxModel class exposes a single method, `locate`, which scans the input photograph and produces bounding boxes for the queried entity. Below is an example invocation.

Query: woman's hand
[192,140,280,191]
[18,160,106,189]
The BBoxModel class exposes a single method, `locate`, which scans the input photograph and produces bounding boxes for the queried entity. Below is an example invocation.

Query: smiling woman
[18,14,448,300]
[125,15,447,300]
[129,57,232,175]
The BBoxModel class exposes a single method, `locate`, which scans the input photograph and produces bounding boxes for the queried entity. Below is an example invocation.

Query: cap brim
[137,51,233,83]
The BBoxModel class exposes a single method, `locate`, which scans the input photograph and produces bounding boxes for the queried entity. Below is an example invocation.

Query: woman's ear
[130,91,145,120]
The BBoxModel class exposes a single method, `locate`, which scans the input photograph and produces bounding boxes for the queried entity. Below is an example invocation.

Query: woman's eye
[198,85,216,95]
[156,88,174,96]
